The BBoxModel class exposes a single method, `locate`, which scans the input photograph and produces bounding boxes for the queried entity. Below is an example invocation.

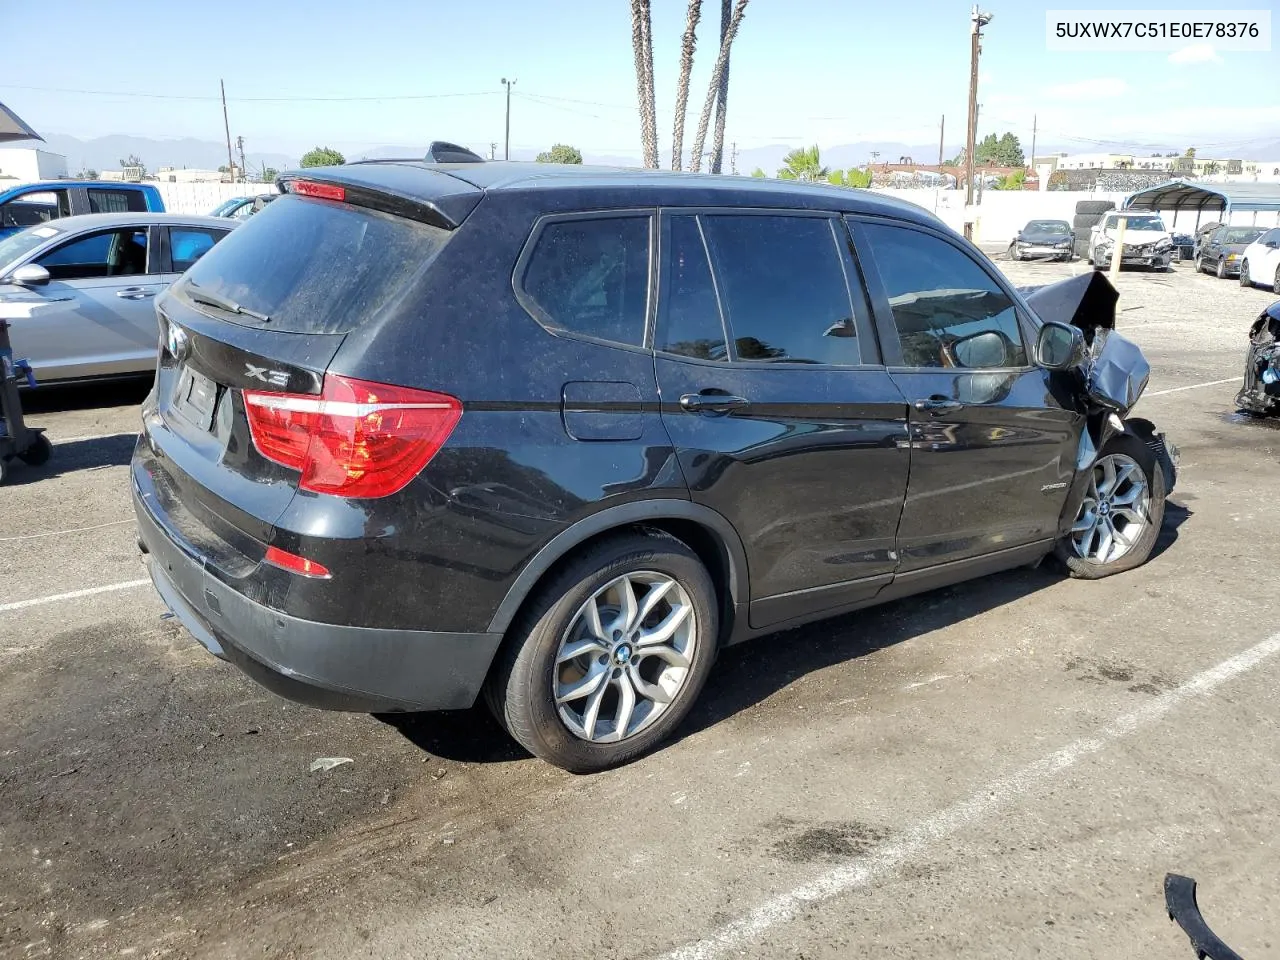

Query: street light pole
[965,6,993,241]
[501,78,517,160]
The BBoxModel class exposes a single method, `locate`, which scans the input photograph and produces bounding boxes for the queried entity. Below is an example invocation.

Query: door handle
[913,396,964,415]
[116,287,156,300]
[680,392,750,415]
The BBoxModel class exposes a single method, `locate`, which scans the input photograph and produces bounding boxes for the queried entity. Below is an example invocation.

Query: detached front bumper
[133,480,503,713]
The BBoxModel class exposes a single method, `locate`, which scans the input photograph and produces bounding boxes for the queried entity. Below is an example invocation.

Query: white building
[0,147,68,182]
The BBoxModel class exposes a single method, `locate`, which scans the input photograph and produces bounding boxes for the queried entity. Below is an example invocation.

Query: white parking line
[658,630,1280,960]
[0,579,150,614]
[1145,377,1238,398]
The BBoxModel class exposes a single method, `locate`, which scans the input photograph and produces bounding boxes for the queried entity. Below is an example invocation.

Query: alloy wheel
[1239,261,1250,287]
[552,572,696,743]
[1070,453,1151,564]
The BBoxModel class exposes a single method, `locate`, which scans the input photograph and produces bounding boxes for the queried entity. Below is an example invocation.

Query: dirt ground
[2,253,1278,960]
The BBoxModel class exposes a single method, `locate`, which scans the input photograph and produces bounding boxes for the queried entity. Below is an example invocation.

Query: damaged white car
[1089,213,1175,271]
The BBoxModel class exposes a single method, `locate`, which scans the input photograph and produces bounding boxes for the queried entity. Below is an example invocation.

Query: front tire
[1054,434,1166,580]
[1239,260,1251,287]
[1273,265,1280,296]
[485,530,718,773]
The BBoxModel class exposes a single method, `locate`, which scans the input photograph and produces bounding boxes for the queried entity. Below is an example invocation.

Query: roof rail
[425,141,485,164]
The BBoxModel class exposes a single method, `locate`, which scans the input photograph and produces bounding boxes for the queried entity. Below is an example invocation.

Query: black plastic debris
[1236,301,1280,416]
[1165,874,1246,960]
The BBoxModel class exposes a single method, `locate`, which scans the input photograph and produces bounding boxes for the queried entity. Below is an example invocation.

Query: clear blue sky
[2,0,1276,164]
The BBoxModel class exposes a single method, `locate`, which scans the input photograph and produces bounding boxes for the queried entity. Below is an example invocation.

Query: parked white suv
[1090,213,1174,271]
[1238,227,1280,294]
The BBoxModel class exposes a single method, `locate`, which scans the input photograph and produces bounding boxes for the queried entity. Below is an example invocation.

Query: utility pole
[235,135,246,183]
[1029,113,1038,173]
[965,7,993,241]
[730,141,738,176]
[220,80,234,182]
[938,114,945,168]
[501,78,516,160]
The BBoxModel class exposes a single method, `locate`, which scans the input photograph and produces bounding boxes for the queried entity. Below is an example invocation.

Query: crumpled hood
[1100,227,1168,244]
[1016,271,1118,335]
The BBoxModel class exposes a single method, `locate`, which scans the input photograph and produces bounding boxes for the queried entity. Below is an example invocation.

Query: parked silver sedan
[0,213,236,384]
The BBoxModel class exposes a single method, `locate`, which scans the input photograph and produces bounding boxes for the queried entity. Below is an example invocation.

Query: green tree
[995,169,1026,190]
[750,167,766,178]
[777,144,828,181]
[845,167,872,188]
[300,146,345,168]
[975,132,1024,167]
[827,169,846,186]
[260,166,279,183]
[535,144,584,164]
[1184,147,1197,158]
[1202,160,1220,175]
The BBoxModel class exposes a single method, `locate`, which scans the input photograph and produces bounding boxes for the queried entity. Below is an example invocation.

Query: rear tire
[485,530,718,773]
[1239,260,1251,287]
[1274,265,1280,296]
[1054,434,1166,580]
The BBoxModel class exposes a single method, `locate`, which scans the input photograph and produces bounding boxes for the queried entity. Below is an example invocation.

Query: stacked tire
[1073,200,1115,262]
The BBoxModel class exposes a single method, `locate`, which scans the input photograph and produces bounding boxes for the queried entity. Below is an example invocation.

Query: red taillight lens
[243,374,462,498]
[290,180,346,201]
[264,546,331,579]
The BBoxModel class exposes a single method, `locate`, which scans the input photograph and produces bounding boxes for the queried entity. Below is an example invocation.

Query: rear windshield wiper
[184,282,271,323]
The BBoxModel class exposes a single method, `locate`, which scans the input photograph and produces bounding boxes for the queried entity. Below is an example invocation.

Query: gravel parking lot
[2,255,1279,960]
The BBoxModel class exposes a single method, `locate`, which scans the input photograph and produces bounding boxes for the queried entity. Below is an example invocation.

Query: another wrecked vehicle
[1236,300,1280,415]
[1089,212,1175,271]
[1008,219,1074,262]
[132,166,1177,771]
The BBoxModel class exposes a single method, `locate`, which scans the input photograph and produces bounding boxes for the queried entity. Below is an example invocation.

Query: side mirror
[1035,320,1085,370]
[9,264,51,287]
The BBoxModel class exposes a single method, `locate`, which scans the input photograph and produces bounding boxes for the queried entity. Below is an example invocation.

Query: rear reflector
[290,180,346,201]
[243,373,462,498]
[264,545,331,579]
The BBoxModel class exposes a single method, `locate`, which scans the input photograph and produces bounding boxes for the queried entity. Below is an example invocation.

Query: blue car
[0,181,164,239]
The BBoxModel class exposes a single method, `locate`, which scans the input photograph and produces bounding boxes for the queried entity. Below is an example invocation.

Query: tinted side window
[861,223,1027,370]
[657,216,727,361]
[88,188,147,214]
[700,215,860,364]
[37,228,148,280]
[520,216,651,347]
[1264,229,1280,245]
[169,227,226,272]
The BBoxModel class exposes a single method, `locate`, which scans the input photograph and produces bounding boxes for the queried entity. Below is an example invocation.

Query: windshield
[1105,215,1165,231]
[1025,221,1070,235]
[1224,227,1264,245]
[0,225,59,277]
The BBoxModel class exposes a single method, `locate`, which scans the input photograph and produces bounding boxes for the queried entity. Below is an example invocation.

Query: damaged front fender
[1235,301,1280,416]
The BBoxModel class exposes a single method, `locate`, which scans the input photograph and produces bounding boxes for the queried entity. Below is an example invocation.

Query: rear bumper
[134,481,503,713]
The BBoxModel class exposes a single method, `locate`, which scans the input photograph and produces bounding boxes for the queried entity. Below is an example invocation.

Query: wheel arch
[485,499,749,645]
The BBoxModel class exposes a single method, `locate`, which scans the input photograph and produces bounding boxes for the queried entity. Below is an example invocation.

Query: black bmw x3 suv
[133,158,1176,772]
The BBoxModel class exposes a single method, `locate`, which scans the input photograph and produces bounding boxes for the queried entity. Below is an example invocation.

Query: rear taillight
[243,374,462,498]
[289,180,346,201]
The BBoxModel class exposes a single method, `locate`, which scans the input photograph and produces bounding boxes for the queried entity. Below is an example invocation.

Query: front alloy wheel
[553,572,696,743]
[1239,260,1251,287]
[1070,453,1150,564]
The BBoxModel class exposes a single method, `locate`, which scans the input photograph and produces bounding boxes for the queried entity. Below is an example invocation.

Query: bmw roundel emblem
[166,322,189,361]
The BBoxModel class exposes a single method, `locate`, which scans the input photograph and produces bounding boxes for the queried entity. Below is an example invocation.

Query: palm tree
[689,0,749,172]
[630,0,659,168]
[709,0,732,174]
[777,145,829,182]
[670,0,703,171]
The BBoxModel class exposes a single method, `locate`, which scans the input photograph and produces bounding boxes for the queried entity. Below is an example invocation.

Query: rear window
[174,194,447,334]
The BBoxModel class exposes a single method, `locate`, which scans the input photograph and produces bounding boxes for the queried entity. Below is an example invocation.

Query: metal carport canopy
[1123,179,1280,216]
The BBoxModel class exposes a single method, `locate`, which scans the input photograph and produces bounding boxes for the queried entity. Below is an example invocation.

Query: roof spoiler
[425,141,485,164]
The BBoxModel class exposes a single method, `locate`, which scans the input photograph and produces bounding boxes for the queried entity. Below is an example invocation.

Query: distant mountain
[36,133,293,175]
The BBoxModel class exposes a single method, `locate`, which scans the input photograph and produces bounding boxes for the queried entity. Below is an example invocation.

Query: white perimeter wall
[1,179,277,216]
[874,189,1280,243]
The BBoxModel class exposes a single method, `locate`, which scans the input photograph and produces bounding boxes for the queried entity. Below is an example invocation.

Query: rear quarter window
[174,194,448,334]
[517,214,651,347]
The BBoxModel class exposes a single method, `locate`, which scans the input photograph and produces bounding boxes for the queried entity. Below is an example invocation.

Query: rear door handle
[913,397,964,414]
[116,287,156,300]
[680,392,750,414]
